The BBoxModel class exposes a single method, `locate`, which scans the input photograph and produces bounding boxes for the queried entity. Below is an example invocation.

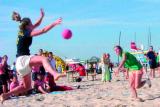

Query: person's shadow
[145,94,160,100]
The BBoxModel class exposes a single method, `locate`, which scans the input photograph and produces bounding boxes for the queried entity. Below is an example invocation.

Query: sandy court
[1,71,160,107]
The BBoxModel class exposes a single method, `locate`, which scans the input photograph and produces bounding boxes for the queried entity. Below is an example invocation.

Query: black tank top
[16,29,32,57]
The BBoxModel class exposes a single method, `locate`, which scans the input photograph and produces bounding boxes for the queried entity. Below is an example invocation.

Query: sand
[1,71,160,107]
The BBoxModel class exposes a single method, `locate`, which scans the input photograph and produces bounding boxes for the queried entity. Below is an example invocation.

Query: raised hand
[40,8,44,17]
[54,17,62,25]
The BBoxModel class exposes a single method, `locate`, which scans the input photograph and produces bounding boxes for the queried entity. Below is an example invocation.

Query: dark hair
[114,45,123,52]
[149,46,153,49]
[106,53,110,57]
[39,49,43,52]
[114,45,123,51]
[12,12,16,20]
[3,55,8,59]
[78,63,83,66]
[13,74,17,78]
[19,18,31,30]
[49,52,53,54]
[11,74,17,80]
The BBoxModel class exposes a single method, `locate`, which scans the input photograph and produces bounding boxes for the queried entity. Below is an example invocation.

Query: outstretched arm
[32,8,44,29]
[115,53,126,75]
[30,17,62,37]
[118,53,126,70]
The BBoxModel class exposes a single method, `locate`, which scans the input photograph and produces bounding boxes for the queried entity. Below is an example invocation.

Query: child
[10,75,19,91]
[33,73,48,94]
[100,53,111,82]
[44,72,73,91]
[44,72,56,92]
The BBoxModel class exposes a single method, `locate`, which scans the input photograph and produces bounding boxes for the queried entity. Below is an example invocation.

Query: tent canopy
[87,56,100,63]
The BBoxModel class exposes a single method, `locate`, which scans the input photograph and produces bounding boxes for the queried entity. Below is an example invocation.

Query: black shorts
[149,61,157,69]
[157,62,160,67]
[0,74,7,85]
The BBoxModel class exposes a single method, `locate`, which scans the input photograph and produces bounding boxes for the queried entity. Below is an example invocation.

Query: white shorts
[16,55,33,77]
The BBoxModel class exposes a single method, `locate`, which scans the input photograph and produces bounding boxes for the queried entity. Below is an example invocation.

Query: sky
[1,0,160,64]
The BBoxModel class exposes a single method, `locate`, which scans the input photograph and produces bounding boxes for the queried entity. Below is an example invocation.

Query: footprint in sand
[35,96,45,101]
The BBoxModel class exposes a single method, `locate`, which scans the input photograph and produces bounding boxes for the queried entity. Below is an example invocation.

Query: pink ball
[62,29,72,39]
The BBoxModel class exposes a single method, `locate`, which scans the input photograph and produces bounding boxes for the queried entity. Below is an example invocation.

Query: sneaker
[146,79,151,88]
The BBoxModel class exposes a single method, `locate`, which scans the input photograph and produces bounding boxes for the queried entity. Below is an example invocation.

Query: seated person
[33,73,48,94]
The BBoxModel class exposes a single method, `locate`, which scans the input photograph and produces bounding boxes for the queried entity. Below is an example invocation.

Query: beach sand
[1,71,160,107]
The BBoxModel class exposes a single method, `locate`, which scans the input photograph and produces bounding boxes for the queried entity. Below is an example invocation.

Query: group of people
[0,50,73,96]
[0,8,66,103]
[0,8,158,103]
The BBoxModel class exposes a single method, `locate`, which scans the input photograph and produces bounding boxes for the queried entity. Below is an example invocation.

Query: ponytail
[12,11,21,22]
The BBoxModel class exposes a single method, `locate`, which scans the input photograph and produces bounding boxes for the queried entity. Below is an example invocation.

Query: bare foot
[54,73,66,81]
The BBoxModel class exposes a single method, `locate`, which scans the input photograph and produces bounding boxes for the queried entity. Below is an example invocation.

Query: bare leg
[150,69,155,78]
[152,69,155,78]
[2,85,7,93]
[135,70,145,89]
[29,56,66,81]
[129,72,137,98]
[38,86,48,94]
[1,73,31,103]
[129,71,144,102]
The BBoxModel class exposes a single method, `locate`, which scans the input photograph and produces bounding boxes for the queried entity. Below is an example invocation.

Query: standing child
[100,53,111,82]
